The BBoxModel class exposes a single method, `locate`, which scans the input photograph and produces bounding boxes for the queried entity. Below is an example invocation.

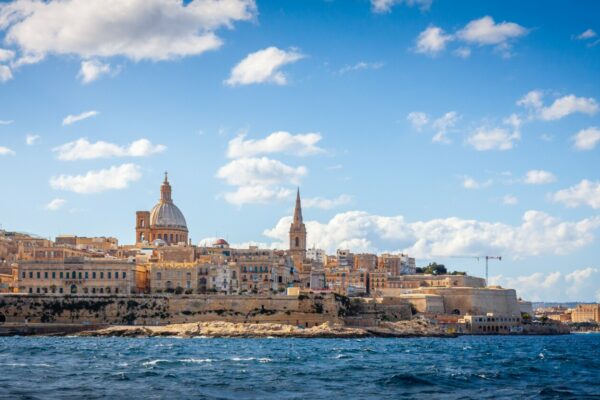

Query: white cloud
[227,131,324,158]
[339,61,383,74]
[0,146,15,155]
[415,26,453,55]
[221,186,293,206]
[53,138,166,161]
[576,29,597,40]
[523,169,556,185]
[263,210,600,258]
[407,112,429,131]
[572,126,600,150]
[225,46,304,86]
[303,194,352,210]
[49,163,142,194]
[457,16,527,45]
[503,195,518,206]
[552,180,600,209]
[0,48,15,62]
[0,120,13,125]
[0,0,256,62]
[490,268,600,302]
[45,198,66,211]
[453,47,471,58]
[217,157,306,187]
[25,134,40,145]
[0,65,13,82]
[62,110,99,126]
[432,111,459,143]
[466,127,519,151]
[77,60,110,84]
[462,176,492,190]
[371,0,432,13]
[517,90,599,121]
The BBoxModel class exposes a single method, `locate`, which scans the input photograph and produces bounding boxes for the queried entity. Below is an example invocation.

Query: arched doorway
[70,284,77,294]
[451,309,461,315]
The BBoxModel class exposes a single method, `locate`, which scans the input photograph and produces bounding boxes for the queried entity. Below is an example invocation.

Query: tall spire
[293,187,303,224]
[160,171,172,203]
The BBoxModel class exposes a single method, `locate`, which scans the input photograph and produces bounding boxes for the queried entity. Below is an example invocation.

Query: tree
[418,262,447,275]
[174,286,184,295]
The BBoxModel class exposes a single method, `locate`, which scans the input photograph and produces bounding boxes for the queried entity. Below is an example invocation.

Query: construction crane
[442,255,502,286]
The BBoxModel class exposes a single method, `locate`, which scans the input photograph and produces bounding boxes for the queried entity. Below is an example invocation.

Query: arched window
[70,284,77,294]
[170,234,174,243]
[295,237,300,247]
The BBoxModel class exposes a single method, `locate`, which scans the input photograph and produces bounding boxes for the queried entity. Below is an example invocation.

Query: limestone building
[136,173,189,245]
[289,189,307,266]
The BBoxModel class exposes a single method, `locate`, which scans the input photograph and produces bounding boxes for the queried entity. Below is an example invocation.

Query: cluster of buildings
[1,174,416,298]
[2,173,593,334]
[535,304,600,324]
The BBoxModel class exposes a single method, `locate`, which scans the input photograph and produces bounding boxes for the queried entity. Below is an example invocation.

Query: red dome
[213,238,229,246]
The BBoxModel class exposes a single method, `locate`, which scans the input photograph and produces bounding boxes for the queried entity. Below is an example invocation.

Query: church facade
[136,173,189,245]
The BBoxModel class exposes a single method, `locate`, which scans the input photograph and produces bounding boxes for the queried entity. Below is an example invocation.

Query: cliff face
[0,293,362,327]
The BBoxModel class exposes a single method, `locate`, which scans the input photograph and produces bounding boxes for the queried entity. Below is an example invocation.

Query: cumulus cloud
[225,46,304,86]
[407,112,429,131]
[221,186,293,206]
[517,90,599,121]
[414,16,527,57]
[77,60,111,84]
[456,16,527,57]
[490,268,600,302]
[0,65,13,82]
[217,157,306,187]
[0,48,15,62]
[45,198,66,211]
[0,0,256,63]
[339,61,383,74]
[462,176,492,189]
[576,29,597,40]
[216,157,308,206]
[466,127,519,151]
[503,195,518,206]
[227,131,324,158]
[53,138,166,161]
[263,210,600,258]
[523,169,556,185]
[62,110,99,126]
[303,194,352,210]
[371,0,432,13]
[552,180,600,209]
[572,126,600,150]
[25,134,40,145]
[432,111,459,143]
[0,146,15,155]
[415,26,453,55]
[49,163,142,194]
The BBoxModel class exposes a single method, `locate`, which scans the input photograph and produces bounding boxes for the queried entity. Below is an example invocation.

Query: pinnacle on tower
[294,187,303,224]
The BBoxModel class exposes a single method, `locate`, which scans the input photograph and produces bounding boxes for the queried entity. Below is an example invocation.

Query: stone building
[15,258,148,295]
[462,314,523,334]
[571,304,600,323]
[136,173,188,245]
[289,189,307,267]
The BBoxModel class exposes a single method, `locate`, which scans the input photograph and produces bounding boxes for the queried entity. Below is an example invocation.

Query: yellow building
[571,304,600,323]
[136,173,189,246]
[15,259,148,295]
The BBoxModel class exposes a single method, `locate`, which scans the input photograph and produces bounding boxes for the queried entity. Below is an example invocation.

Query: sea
[0,334,599,399]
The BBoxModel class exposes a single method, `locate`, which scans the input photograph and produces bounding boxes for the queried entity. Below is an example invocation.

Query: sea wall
[0,293,358,327]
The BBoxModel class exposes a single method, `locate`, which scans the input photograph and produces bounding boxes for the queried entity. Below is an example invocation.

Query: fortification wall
[415,287,521,316]
[0,293,349,327]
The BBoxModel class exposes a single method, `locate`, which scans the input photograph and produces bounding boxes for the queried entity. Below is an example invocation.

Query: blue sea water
[0,334,599,399]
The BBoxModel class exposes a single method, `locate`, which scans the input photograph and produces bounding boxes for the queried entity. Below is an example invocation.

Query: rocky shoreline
[76,320,456,339]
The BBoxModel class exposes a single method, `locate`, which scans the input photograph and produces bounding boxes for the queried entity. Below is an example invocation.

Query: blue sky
[0,0,599,301]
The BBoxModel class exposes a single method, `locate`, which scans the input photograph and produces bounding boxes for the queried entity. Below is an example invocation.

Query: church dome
[149,173,188,231]
[149,202,187,230]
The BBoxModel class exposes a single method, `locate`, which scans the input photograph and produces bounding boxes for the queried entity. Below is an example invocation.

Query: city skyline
[1,0,599,301]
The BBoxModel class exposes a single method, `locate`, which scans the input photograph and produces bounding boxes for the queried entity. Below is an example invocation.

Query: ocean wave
[378,373,435,387]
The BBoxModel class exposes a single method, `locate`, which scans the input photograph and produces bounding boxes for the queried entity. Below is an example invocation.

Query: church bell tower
[289,188,307,264]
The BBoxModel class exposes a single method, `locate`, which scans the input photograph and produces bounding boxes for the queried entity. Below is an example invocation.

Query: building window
[60,272,63,279]
[92,288,96,294]
[22,272,25,279]
[36,288,40,293]
[37,272,41,279]
[93,272,96,279]
[59,288,63,294]
[52,272,56,279]
[44,272,48,279]
[71,271,76,279]
[85,272,88,279]
[122,272,126,279]
[29,287,32,293]
[108,272,112,279]
[115,288,119,294]
[115,271,119,279]
[100,272,104,279]
[78,272,82,279]
[29,272,33,279]
[295,237,300,247]
[156,272,162,280]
